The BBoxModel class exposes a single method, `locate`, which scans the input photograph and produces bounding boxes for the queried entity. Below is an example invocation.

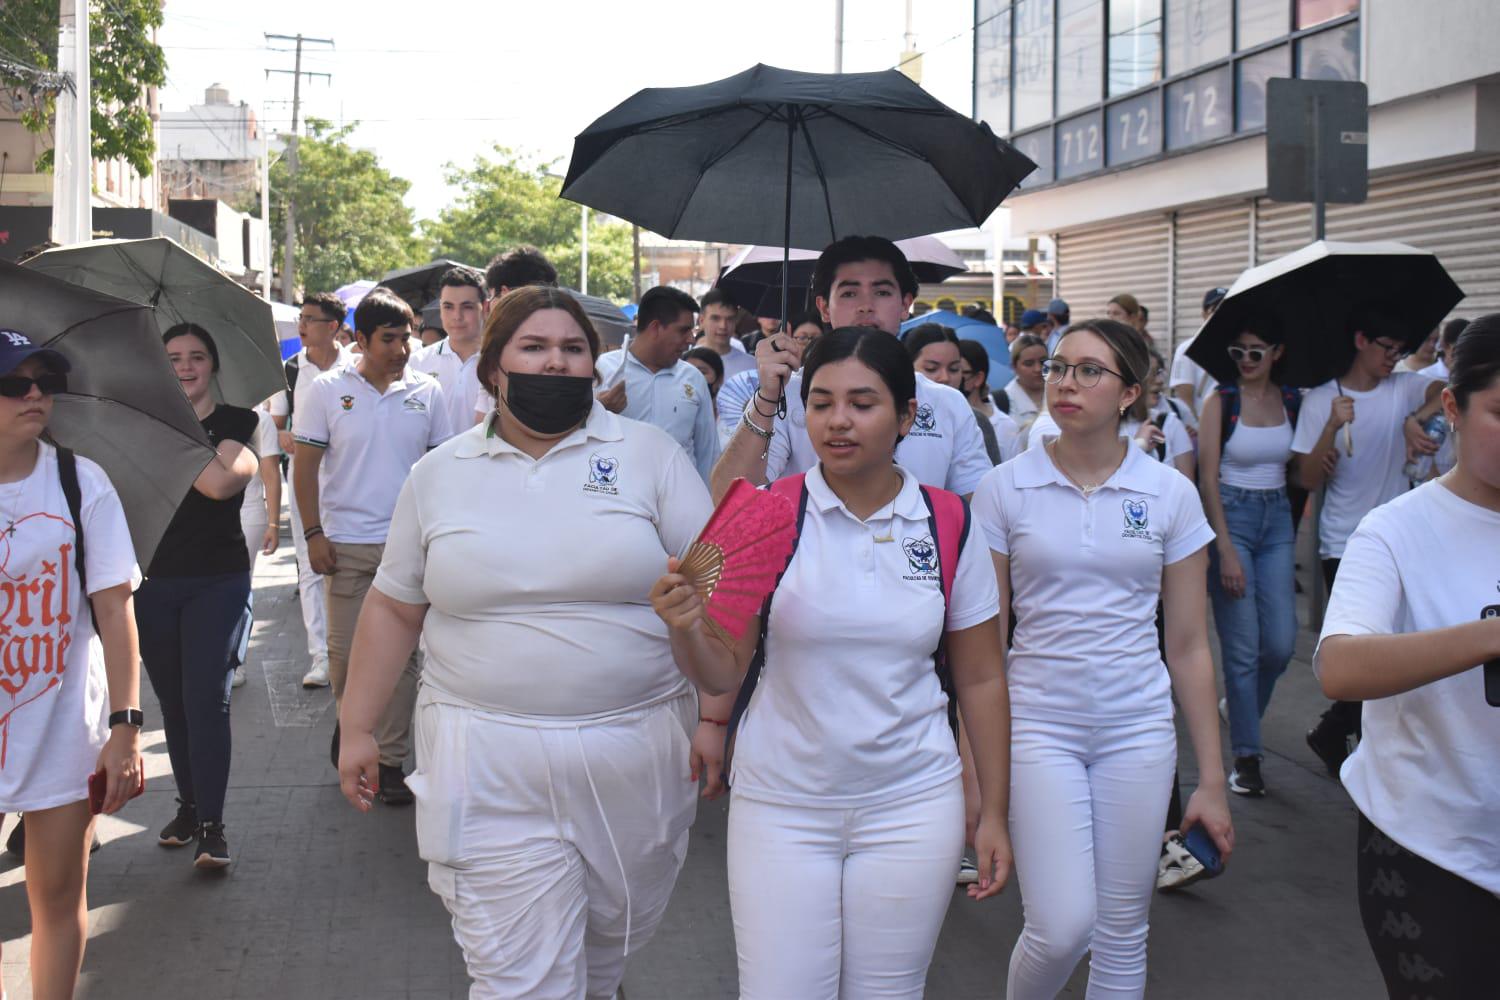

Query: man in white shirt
[1044,298,1070,354]
[698,288,757,382]
[596,285,720,481]
[292,289,450,805]
[410,267,486,439]
[1291,303,1445,776]
[282,291,356,689]
[1168,286,1229,430]
[711,236,991,503]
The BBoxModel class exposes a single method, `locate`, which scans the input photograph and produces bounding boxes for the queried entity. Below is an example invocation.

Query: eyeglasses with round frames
[1041,358,1126,388]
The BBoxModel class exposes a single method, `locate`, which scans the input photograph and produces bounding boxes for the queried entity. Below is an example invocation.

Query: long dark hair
[1448,313,1500,410]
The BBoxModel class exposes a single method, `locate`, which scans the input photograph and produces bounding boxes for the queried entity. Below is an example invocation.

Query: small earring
[1119,406,1127,416]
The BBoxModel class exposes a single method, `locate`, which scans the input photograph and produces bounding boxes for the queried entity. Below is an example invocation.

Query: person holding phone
[0,332,142,1000]
[971,319,1232,999]
[1316,314,1500,998]
[652,327,1011,999]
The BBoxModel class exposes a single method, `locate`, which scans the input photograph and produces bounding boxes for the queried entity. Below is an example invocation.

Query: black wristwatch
[108,708,145,730]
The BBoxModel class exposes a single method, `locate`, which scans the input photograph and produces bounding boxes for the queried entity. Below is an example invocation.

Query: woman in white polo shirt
[972,318,1232,999]
[1317,315,1500,998]
[335,286,713,999]
[651,328,1012,1000]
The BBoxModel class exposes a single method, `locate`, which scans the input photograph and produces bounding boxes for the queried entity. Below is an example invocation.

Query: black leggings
[1357,812,1500,998]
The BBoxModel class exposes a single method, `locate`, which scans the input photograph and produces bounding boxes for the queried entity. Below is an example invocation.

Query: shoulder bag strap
[56,447,98,633]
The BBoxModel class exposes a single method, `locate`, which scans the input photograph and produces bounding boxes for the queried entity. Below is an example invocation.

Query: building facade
[974,0,1500,350]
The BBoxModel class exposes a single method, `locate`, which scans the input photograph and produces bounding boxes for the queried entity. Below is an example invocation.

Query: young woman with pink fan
[334,286,713,1000]
[651,327,1012,1000]
[970,319,1233,999]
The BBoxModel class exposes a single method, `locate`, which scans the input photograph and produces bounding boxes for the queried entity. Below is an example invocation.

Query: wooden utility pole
[265,33,333,303]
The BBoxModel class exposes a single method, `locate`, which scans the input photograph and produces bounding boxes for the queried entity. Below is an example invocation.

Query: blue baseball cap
[1020,308,1048,329]
[0,329,70,377]
[1047,298,1069,316]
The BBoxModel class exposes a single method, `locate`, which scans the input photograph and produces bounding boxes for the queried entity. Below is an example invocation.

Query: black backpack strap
[1151,411,1170,462]
[1217,383,1241,446]
[56,447,98,633]
[284,355,301,421]
[722,480,810,788]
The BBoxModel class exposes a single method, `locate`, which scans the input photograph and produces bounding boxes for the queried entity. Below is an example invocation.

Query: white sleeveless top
[1219,420,1293,490]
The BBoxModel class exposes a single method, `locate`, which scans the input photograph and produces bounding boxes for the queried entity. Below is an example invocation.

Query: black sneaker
[4,815,23,858]
[1306,713,1353,778]
[1228,755,1266,797]
[158,799,198,847]
[377,763,414,806]
[194,821,231,870]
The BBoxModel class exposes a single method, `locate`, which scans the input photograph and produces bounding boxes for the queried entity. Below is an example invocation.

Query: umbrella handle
[1343,423,1353,457]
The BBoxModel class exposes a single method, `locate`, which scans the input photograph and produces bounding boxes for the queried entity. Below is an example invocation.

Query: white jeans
[1006,716,1177,1000]
[728,777,965,1000]
[286,458,328,666]
[409,687,697,1000]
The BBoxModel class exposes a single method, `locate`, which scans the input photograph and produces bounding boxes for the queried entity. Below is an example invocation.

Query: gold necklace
[1048,441,1109,497]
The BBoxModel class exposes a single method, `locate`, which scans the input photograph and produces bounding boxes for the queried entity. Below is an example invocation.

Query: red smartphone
[88,767,145,815]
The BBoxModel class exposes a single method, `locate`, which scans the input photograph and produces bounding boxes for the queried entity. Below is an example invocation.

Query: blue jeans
[1208,485,1297,758]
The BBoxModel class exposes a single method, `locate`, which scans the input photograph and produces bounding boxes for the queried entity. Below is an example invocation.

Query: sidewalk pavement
[2,522,1385,998]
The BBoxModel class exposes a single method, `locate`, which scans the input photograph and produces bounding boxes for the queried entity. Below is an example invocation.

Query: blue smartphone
[1182,826,1225,877]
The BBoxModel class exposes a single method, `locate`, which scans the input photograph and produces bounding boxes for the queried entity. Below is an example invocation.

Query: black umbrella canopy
[377,260,483,313]
[0,262,216,565]
[560,64,1036,249]
[1186,240,1464,388]
[557,287,633,348]
[716,237,967,317]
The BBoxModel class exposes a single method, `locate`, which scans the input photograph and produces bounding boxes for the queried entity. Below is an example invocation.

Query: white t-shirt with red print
[0,442,140,813]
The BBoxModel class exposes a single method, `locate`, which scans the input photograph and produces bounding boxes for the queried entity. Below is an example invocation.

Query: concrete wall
[1366,0,1500,106]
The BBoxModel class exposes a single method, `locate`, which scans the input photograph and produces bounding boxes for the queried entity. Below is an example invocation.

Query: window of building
[1297,0,1358,30]
[1235,43,1291,130]
[1013,0,1056,129]
[1298,21,1359,81]
[1236,0,1289,49]
[1057,0,1105,116]
[1108,0,1163,98]
[1013,128,1054,187]
[1057,110,1105,178]
[975,1,1013,134]
[1165,0,1231,77]
[1166,64,1233,149]
[1107,90,1163,165]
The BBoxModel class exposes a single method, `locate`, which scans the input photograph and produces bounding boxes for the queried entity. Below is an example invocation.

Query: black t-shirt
[148,404,260,578]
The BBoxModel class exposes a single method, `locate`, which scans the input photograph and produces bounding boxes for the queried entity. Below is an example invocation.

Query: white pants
[728,777,965,1000]
[286,458,328,666]
[1006,716,1177,1000]
[409,687,698,1000]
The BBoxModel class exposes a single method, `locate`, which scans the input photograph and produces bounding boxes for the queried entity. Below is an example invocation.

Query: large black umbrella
[717,236,967,318]
[1186,240,1464,388]
[0,262,216,565]
[559,287,633,348]
[25,238,286,409]
[377,260,483,313]
[561,63,1034,323]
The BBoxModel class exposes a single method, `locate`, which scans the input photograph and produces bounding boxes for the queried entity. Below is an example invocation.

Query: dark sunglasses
[0,373,67,398]
[1227,346,1270,364]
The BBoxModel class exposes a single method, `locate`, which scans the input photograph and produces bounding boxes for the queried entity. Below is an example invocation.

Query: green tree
[424,146,635,301]
[0,0,166,176]
[271,118,422,295]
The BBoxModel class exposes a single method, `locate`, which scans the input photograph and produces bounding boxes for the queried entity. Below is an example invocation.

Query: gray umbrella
[24,238,286,408]
[0,262,216,565]
[558,287,632,348]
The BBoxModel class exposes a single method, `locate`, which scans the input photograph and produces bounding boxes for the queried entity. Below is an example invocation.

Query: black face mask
[499,370,594,435]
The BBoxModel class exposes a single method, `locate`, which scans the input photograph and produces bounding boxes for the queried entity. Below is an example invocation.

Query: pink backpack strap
[920,485,969,613]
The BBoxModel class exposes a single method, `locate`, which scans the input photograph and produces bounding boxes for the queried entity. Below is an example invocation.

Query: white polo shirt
[596,350,720,481]
[1003,379,1041,425]
[1315,482,1500,894]
[289,344,356,422]
[767,371,992,495]
[292,365,451,543]
[374,404,713,719]
[1290,371,1430,559]
[409,338,481,441]
[972,442,1214,724]
[711,339,758,381]
[730,465,999,808]
[1169,338,1218,421]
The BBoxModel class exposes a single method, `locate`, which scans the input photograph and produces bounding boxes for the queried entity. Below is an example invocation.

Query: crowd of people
[0,233,1495,1000]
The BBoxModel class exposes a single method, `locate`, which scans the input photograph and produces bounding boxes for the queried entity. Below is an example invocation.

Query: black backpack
[55,445,96,631]
[1217,383,1302,446]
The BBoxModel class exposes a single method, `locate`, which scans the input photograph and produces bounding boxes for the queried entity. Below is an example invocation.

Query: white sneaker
[231,665,247,688]
[956,857,980,885]
[302,658,330,689]
[1218,697,1228,723]
[1156,834,1207,892]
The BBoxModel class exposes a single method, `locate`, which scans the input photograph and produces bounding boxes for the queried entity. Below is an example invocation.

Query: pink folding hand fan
[678,478,798,642]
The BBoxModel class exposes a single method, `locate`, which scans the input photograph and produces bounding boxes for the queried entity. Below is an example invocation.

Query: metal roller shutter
[1171,203,1253,353]
[1054,212,1171,344]
[1255,158,1500,318]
